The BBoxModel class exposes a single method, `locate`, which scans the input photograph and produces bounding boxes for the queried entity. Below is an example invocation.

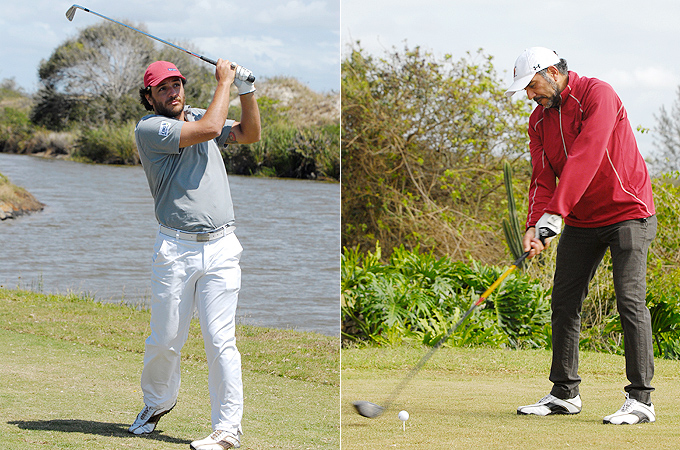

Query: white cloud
[0,0,339,93]
[605,67,680,91]
[255,1,333,25]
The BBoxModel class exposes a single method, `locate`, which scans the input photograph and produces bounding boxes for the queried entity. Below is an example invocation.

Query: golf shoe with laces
[190,430,241,449]
[603,394,655,424]
[128,402,176,435]
[517,394,582,416]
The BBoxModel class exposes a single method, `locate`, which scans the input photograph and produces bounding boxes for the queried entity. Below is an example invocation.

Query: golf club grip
[204,57,257,83]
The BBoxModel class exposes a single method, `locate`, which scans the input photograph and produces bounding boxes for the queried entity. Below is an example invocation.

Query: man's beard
[152,96,184,118]
[535,76,562,108]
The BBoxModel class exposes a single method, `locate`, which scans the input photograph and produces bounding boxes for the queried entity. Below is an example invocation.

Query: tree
[652,86,680,175]
[341,43,532,264]
[38,21,154,98]
[31,22,217,131]
[32,21,154,129]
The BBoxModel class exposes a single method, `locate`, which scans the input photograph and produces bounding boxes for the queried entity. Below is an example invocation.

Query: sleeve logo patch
[158,121,171,137]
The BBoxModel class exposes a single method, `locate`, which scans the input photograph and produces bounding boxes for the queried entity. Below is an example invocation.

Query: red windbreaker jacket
[526,71,655,229]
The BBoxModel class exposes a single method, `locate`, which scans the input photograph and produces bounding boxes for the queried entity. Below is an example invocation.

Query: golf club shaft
[380,250,530,411]
[66,4,255,82]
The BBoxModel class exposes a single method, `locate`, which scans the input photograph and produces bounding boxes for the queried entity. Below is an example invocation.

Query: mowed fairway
[342,346,680,449]
[0,326,338,449]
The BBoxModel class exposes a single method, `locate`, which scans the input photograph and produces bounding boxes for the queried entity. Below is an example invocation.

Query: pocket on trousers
[618,219,648,251]
[152,235,173,264]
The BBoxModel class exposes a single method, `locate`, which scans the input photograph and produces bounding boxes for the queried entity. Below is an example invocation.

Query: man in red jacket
[505,47,657,425]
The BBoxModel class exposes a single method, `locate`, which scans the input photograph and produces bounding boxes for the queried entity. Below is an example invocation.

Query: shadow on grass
[8,419,190,445]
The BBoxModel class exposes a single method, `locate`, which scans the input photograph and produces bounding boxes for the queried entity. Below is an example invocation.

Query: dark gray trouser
[549,215,657,404]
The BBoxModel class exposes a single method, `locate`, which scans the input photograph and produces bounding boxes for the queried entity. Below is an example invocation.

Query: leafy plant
[341,243,550,349]
[502,160,525,261]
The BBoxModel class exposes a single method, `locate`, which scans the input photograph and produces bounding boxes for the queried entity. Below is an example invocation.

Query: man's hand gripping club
[524,213,563,259]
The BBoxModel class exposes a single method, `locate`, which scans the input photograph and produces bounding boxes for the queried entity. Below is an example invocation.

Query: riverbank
[0,153,340,335]
[1,77,340,181]
[0,171,43,220]
[0,288,339,449]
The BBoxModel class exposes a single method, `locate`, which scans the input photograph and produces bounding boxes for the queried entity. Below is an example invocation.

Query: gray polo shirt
[135,106,235,232]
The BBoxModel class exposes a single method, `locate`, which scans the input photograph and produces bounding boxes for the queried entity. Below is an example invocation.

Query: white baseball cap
[505,47,561,98]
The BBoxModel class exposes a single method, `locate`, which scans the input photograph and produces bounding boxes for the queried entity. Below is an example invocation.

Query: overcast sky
[0,0,340,93]
[342,0,680,157]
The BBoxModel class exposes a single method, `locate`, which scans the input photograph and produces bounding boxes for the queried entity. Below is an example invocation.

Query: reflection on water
[0,153,339,336]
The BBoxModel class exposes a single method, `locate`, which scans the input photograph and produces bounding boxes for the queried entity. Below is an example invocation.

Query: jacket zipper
[558,106,568,159]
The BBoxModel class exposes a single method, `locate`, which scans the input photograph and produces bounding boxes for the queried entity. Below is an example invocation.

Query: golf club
[65,4,255,82]
[353,236,549,419]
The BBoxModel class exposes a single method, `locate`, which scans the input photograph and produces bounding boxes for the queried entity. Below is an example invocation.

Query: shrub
[0,106,35,153]
[342,44,532,264]
[75,121,138,165]
[224,98,340,180]
[341,243,550,349]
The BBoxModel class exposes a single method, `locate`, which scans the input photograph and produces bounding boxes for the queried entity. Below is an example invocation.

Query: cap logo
[167,68,178,72]
[533,64,542,71]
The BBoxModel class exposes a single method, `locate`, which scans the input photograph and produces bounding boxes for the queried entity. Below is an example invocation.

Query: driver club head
[353,401,385,418]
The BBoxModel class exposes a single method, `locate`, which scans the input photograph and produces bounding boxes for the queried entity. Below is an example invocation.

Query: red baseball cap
[143,61,186,88]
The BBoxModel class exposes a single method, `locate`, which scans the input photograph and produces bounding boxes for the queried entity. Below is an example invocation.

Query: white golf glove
[535,213,562,243]
[232,64,256,95]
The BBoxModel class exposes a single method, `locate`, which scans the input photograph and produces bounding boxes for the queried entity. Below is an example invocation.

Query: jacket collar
[558,71,577,106]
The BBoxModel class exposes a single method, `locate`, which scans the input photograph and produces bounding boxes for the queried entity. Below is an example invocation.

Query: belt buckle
[196,232,210,242]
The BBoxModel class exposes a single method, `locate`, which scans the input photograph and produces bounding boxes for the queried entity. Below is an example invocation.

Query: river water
[0,153,340,336]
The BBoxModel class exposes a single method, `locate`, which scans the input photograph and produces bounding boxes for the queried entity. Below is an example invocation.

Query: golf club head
[65,5,78,21]
[353,401,384,418]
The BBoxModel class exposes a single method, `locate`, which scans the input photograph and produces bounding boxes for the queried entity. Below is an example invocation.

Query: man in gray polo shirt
[128,59,260,450]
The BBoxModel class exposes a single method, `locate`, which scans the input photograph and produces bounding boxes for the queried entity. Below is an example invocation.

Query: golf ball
[398,410,409,421]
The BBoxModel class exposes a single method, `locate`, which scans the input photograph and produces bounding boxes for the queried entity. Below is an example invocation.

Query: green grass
[342,345,680,449]
[0,289,339,449]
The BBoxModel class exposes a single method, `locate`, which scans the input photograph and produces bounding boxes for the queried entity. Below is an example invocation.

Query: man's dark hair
[139,87,153,111]
[139,79,187,111]
[538,58,569,80]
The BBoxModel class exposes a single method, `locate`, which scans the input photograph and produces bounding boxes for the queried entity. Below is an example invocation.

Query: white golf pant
[141,229,243,436]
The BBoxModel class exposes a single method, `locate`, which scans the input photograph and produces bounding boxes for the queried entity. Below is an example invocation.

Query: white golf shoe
[603,394,655,424]
[128,402,176,435]
[190,430,241,449]
[517,394,582,415]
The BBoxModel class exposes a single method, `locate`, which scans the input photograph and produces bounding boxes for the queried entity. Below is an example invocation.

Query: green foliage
[0,106,34,152]
[502,161,525,261]
[342,43,532,264]
[341,243,550,349]
[75,121,138,165]
[649,173,680,265]
[0,80,35,152]
[224,96,340,180]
